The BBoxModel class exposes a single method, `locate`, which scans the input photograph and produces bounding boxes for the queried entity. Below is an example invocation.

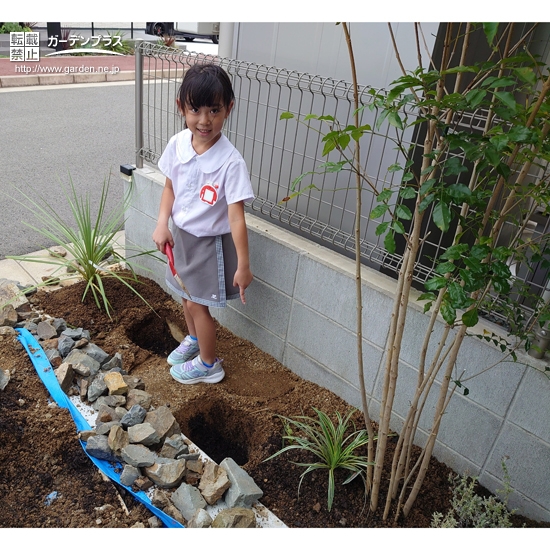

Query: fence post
[135,39,144,169]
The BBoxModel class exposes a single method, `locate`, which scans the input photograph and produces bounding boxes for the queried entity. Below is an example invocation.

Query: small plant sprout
[265,408,374,511]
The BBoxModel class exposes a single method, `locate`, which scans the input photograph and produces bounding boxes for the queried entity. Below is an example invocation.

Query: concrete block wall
[125,167,550,522]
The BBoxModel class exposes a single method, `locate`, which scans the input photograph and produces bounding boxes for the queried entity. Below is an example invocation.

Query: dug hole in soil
[0,272,546,528]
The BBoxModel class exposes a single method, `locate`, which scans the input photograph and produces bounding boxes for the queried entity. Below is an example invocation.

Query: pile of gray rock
[0,279,268,529]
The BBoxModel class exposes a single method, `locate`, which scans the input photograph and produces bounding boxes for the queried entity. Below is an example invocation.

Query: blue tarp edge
[16,327,184,528]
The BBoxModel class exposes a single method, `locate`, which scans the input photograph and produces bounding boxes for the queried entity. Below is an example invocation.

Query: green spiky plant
[7,174,160,319]
[265,408,374,511]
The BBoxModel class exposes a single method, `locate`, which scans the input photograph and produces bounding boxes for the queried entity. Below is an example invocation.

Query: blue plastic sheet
[16,328,184,528]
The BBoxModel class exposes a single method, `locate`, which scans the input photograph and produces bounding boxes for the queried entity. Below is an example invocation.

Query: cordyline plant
[7,174,160,319]
[280,22,550,522]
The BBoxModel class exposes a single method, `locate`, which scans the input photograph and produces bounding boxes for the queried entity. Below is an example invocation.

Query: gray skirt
[165,226,241,307]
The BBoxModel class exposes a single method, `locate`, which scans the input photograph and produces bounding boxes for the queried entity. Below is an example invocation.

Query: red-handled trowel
[165,243,191,297]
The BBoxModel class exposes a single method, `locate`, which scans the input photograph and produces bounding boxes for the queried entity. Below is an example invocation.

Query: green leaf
[442,65,479,75]
[425,276,447,291]
[420,178,437,196]
[387,111,404,130]
[513,66,537,85]
[493,278,511,294]
[508,126,532,143]
[387,83,410,103]
[318,161,348,173]
[351,125,370,141]
[280,183,319,203]
[337,133,351,150]
[395,204,413,220]
[375,109,390,131]
[489,134,509,152]
[289,171,314,192]
[462,308,479,327]
[322,138,338,156]
[418,292,437,302]
[388,163,403,173]
[391,220,406,234]
[494,91,517,112]
[384,231,396,254]
[491,260,512,279]
[486,77,517,89]
[280,112,295,120]
[441,243,469,260]
[463,257,484,274]
[485,145,502,167]
[433,202,452,232]
[436,261,456,275]
[375,221,389,236]
[495,161,511,179]
[418,193,435,213]
[377,188,392,203]
[447,282,469,307]
[443,157,468,176]
[370,204,389,219]
[441,299,457,325]
[399,187,416,200]
[447,184,472,202]
[470,244,490,260]
[483,23,499,47]
[465,89,486,109]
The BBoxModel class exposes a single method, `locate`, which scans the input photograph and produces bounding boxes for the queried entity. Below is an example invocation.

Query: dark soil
[0,273,547,528]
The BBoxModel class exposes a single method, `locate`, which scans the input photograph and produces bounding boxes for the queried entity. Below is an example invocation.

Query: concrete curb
[0,68,187,88]
[0,70,136,88]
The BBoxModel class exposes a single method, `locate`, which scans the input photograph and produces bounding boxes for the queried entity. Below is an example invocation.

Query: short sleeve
[158,135,177,180]
[224,156,255,205]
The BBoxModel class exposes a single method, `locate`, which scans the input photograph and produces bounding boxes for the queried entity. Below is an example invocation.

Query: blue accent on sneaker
[167,335,200,366]
[170,355,225,385]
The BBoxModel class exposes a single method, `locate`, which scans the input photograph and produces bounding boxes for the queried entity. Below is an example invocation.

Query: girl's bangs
[186,76,225,109]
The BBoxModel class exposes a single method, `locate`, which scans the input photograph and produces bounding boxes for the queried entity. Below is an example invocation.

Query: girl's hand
[233,267,253,304]
[152,225,174,254]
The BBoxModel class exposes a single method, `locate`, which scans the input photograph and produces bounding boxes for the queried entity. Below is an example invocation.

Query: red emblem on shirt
[199,183,218,205]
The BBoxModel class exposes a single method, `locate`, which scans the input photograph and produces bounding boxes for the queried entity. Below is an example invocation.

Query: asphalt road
[0,81,137,259]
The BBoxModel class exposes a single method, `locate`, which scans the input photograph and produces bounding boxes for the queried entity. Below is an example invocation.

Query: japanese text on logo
[10,32,40,62]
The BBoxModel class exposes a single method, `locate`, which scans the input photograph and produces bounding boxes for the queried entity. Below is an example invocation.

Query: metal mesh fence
[135,41,550,329]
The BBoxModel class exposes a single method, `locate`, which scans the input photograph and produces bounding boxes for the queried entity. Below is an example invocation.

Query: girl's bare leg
[182,299,196,337]
[185,300,216,365]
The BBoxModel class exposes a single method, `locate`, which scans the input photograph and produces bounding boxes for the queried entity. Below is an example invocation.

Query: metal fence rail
[135,41,550,329]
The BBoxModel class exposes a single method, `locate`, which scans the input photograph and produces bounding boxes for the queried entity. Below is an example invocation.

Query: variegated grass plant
[7,174,159,318]
[265,407,374,511]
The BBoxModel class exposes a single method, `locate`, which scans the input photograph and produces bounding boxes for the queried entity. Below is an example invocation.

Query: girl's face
[178,98,234,154]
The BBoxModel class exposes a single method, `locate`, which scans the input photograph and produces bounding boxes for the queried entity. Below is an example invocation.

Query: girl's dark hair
[178,63,235,110]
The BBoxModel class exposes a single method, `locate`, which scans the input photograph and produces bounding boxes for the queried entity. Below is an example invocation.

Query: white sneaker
[167,336,200,366]
[170,355,225,385]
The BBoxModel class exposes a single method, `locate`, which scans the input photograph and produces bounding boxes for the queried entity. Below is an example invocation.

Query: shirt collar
[175,128,233,173]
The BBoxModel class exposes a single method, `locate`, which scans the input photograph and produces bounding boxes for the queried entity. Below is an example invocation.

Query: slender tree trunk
[401,325,467,516]
[342,22,375,487]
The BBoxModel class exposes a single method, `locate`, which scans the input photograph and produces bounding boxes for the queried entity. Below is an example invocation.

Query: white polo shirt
[158,129,254,237]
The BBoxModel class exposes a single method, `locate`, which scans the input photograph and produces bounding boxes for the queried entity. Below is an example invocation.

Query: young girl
[152,63,254,385]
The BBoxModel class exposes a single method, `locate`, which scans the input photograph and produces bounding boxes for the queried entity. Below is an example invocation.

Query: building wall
[230,22,439,90]
[124,167,550,522]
